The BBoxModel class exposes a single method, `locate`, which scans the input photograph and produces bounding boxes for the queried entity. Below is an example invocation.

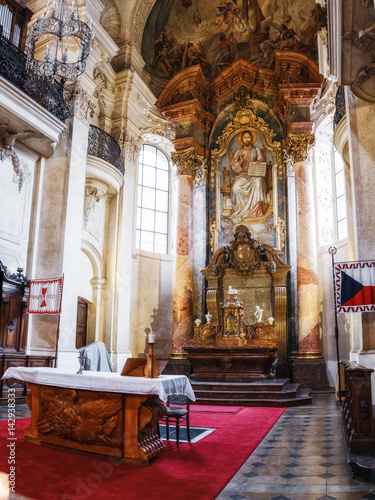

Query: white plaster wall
[315,134,351,388]
[0,146,37,273]
[82,196,106,254]
[131,250,175,359]
[78,250,94,303]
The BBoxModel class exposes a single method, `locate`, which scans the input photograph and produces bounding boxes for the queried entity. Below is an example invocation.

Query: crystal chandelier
[26,0,93,81]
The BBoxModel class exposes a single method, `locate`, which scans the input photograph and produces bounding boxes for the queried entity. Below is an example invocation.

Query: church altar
[185,284,278,382]
[2,367,195,465]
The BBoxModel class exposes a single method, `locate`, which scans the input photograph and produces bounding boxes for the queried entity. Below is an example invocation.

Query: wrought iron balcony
[333,86,346,131]
[87,125,124,175]
[0,25,69,121]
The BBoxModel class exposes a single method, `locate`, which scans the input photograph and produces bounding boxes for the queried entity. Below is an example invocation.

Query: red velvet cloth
[0,406,285,500]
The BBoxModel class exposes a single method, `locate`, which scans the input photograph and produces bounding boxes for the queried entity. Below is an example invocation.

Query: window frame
[136,144,171,255]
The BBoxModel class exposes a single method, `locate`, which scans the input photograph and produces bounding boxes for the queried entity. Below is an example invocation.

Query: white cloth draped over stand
[78,341,113,372]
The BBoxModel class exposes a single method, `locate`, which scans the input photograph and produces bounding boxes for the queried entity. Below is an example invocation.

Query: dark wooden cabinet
[0,261,54,399]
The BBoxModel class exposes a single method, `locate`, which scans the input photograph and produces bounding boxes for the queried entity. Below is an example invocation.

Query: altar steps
[191,379,312,407]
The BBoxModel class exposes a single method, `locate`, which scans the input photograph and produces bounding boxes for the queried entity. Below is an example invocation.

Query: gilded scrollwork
[286,134,316,164]
[209,221,218,254]
[277,216,286,252]
[171,148,204,177]
[211,109,281,163]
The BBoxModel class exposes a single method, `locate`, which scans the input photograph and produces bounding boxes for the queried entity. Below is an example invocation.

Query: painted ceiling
[142,0,325,94]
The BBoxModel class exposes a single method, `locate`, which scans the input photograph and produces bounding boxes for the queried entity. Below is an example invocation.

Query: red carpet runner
[0,406,285,500]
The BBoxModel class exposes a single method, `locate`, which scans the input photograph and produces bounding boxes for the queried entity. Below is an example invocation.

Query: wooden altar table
[2,367,195,465]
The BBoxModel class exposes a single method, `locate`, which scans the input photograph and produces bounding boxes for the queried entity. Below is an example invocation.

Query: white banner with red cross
[27,278,63,314]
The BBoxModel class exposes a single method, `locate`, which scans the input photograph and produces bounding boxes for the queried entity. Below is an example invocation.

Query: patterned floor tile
[216,393,375,500]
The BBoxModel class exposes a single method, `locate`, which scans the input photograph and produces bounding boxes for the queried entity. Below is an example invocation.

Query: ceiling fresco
[142,0,326,94]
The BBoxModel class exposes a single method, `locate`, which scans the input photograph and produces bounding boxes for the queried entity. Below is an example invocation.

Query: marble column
[170,149,203,357]
[287,134,322,357]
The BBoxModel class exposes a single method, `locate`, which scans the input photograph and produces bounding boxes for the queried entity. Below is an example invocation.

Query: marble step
[191,378,291,392]
[193,395,312,407]
[193,384,303,401]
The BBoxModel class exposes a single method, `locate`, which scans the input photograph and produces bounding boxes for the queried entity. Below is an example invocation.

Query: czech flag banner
[335,261,375,313]
[27,278,63,314]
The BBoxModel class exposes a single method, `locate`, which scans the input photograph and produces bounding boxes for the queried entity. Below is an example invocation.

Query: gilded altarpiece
[206,108,289,376]
[209,108,285,255]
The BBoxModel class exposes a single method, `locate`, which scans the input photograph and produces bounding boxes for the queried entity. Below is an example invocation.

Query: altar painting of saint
[219,130,276,248]
[229,130,269,223]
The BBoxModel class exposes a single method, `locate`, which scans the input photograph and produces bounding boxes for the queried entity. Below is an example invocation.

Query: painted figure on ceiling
[228,130,269,224]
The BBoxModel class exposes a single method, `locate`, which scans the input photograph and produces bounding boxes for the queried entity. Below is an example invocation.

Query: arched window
[136,144,169,254]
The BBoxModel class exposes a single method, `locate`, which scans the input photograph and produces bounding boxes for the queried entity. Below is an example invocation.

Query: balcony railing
[0,25,70,121]
[333,86,346,131]
[87,125,124,175]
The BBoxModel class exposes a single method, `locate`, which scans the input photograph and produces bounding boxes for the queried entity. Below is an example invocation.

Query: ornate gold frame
[210,108,284,253]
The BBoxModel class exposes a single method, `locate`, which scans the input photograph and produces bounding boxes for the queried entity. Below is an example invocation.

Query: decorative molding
[0,147,29,192]
[157,56,323,111]
[64,81,96,122]
[83,182,108,228]
[142,133,175,153]
[133,0,156,50]
[100,2,121,42]
[286,134,316,164]
[171,148,204,177]
[288,121,315,136]
[194,159,207,187]
[173,137,206,157]
[283,149,295,176]
[93,66,115,95]
[160,99,215,133]
[118,132,142,163]
[279,83,322,107]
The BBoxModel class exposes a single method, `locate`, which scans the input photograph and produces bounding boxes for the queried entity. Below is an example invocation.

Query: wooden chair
[162,395,190,448]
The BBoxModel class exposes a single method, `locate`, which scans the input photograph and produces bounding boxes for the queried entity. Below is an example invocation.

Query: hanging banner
[27,278,63,314]
[335,261,375,313]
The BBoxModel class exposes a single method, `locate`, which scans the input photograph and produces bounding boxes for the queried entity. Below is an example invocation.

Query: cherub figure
[254,305,263,323]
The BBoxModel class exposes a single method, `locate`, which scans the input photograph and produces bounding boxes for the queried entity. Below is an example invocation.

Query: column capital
[171,148,205,177]
[284,134,316,165]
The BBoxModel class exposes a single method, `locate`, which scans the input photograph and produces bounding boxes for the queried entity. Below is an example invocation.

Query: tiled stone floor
[2,394,375,500]
[216,392,375,500]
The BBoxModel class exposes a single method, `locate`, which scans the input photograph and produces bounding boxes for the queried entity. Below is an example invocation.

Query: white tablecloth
[2,367,196,402]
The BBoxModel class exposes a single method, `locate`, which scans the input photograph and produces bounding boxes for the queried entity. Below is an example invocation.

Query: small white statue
[205,312,212,323]
[228,286,238,295]
[195,318,202,327]
[254,305,263,323]
[268,317,274,325]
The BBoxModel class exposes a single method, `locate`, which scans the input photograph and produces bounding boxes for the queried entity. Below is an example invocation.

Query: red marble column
[288,134,322,358]
[171,149,202,357]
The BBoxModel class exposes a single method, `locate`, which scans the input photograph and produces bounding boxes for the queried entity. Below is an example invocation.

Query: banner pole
[54,274,64,369]
[54,313,61,368]
[329,246,342,405]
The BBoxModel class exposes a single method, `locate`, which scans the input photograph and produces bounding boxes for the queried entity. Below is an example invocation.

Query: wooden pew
[341,360,375,453]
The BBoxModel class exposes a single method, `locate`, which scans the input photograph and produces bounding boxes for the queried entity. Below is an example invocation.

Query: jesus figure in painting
[228,130,269,224]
